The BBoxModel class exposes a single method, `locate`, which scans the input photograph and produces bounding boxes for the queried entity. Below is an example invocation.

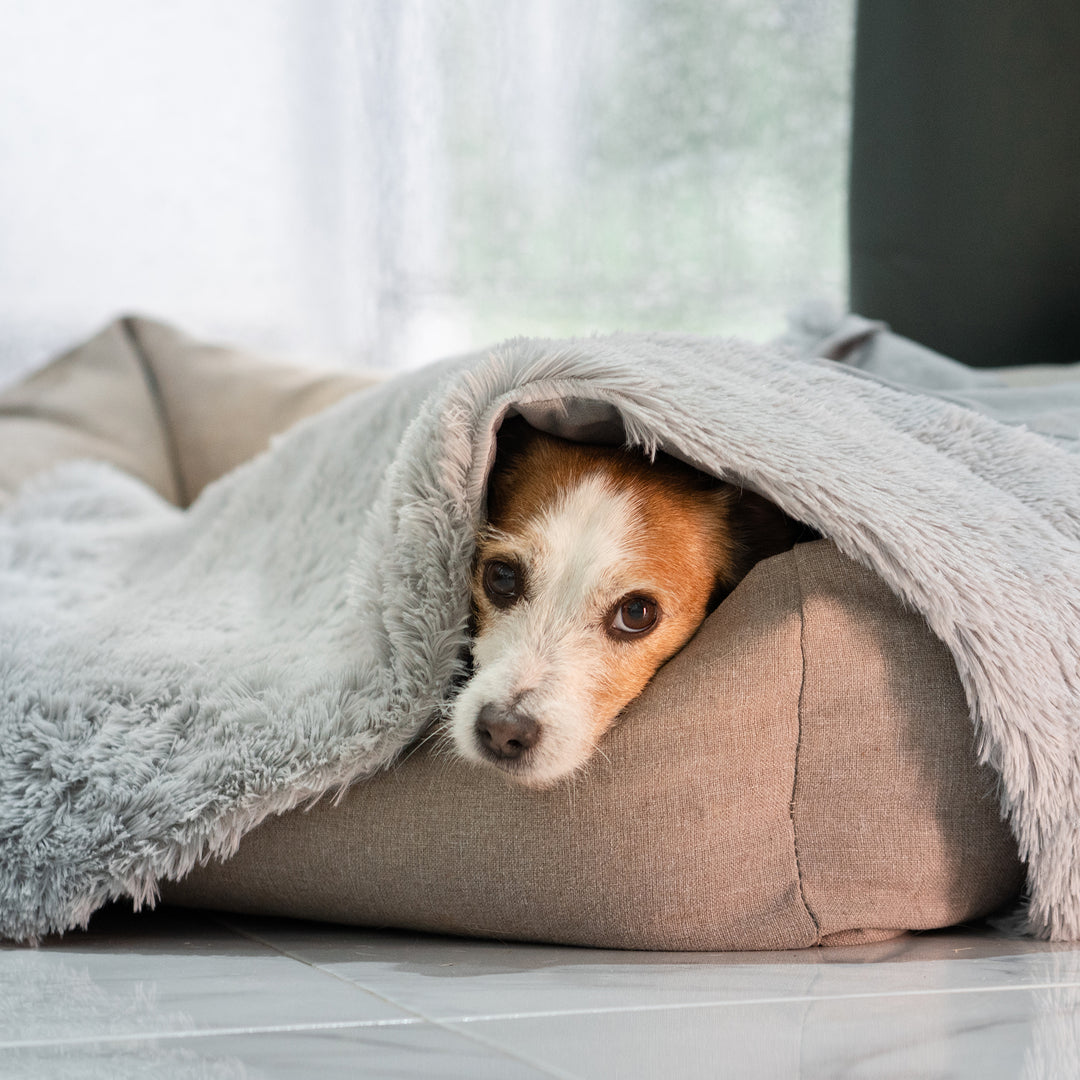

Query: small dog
[450,419,803,787]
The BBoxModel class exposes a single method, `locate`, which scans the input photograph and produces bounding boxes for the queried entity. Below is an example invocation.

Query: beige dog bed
[0,317,1023,949]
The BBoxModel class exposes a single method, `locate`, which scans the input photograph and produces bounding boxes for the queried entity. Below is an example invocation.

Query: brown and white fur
[450,419,803,787]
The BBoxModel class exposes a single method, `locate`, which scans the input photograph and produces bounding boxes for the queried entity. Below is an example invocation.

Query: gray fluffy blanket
[2,311,1079,942]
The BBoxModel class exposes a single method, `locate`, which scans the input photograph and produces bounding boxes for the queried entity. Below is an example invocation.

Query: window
[0,0,854,383]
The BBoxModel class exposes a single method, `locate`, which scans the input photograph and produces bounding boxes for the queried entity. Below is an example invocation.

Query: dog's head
[449,421,797,787]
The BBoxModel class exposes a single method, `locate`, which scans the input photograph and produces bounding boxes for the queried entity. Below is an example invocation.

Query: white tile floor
[3,905,1080,1079]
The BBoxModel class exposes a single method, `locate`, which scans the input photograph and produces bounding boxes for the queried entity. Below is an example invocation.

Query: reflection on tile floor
[2,904,1080,1078]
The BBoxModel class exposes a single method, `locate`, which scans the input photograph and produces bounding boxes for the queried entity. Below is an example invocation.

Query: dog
[449,418,803,787]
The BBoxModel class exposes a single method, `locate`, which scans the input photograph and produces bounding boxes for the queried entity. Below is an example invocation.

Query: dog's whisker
[396,722,448,766]
[426,731,456,764]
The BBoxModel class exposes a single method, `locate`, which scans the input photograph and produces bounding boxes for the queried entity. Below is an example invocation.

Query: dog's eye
[610,596,659,637]
[482,560,523,607]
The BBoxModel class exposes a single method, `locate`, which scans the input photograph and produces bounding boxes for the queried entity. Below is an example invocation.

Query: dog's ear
[708,486,813,607]
[732,489,807,565]
[486,416,543,522]
[493,415,541,464]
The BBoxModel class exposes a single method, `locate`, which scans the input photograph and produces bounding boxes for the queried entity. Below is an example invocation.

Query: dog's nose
[475,703,541,760]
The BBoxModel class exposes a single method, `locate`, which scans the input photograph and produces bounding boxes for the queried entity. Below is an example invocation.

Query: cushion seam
[120,316,189,507]
[790,545,823,942]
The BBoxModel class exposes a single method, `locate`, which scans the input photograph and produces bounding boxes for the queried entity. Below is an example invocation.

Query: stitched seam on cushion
[790,545,822,941]
[120,316,189,508]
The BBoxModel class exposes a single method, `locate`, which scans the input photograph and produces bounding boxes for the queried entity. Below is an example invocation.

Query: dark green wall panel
[849,2,1080,366]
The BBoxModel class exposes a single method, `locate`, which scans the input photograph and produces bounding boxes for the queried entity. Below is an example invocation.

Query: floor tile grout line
[434,979,1080,1024]
[207,914,415,1005]
[207,917,573,1079]
[0,1017,423,1052]
[5,978,1078,1054]
[425,1019,584,1080]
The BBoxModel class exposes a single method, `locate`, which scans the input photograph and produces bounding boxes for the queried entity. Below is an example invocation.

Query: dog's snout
[475,703,541,760]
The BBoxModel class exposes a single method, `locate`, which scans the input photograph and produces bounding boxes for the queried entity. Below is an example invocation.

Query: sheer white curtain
[0,0,853,384]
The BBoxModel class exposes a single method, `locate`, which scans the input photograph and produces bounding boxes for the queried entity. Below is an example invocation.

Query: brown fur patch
[485,418,797,604]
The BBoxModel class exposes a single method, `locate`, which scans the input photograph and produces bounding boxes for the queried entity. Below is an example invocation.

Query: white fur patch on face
[451,475,651,786]
[523,474,642,625]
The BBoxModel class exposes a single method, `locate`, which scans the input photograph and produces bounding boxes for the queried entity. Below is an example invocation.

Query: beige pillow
[0,316,374,504]
[1,317,1023,949]
[0,319,181,503]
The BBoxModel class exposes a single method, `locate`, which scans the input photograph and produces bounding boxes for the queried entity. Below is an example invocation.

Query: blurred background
[0,0,853,382]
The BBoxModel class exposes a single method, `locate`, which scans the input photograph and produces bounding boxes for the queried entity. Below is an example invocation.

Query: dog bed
[4,314,1078,946]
